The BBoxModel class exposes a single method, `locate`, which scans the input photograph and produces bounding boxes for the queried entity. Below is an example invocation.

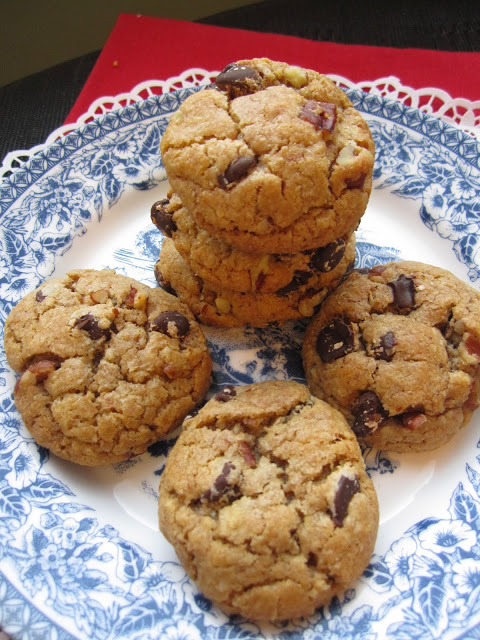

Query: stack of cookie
[152,58,375,327]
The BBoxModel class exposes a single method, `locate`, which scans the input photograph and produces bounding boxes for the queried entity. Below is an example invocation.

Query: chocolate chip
[214,384,237,402]
[351,391,388,437]
[35,290,46,303]
[299,100,337,132]
[345,174,366,190]
[276,270,311,296]
[388,274,415,311]
[309,239,346,272]
[151,199,177,237]
[218,155,257,189]
[254,271,266,292]
[153,265,177,296]
[332,475,360,527]
[74,314,111,340]
[373,331,397,361]
[307,552,317,567]
[316,319,354,363]
[215,63,263,98]
[150,311,190,338]
[92,350,104,370]
[202,462,236,501]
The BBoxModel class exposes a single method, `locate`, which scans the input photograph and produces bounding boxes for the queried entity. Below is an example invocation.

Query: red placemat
[65,13,480,125]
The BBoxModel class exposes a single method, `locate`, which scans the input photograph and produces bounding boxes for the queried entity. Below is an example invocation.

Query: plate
[1,87,480,640]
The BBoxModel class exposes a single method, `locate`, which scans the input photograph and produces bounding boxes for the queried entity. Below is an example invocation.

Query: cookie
[160,58,374,254]
[155,236,355,327]
[151,191,351,294]
[302,261,480,452]
[4,269,212,466]
[158,380,379,621]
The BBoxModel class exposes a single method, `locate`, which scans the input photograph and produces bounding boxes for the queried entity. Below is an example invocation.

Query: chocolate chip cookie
[158,380,379,621]
[155,236,355,327]
[302,261,480,452]
[160,58,374,254]
[151,191,351,294]
[4,269,212,466]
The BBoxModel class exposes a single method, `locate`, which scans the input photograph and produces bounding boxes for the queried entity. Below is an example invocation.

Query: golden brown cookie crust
[302,261,480,452]
[4,269,212,465]
[158,380,379,621]
[156,236,355,327]
[160,58,374,253]
[151,191,352,294]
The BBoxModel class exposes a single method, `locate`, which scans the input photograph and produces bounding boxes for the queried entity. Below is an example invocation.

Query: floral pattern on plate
[0,87,479,639]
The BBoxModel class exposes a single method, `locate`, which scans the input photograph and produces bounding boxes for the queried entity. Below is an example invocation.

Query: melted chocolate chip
[150,199,177,237]
[218,155,257,189]
[299,100,337,132]
[388,274,415,312]
[351,391,388,437]
[316,319,354,363]
[202,462,236,501]
[215,63,263,98]
[214,384,237,402]
[345,174,366,190]
[373,331,397,361]
[276,270,312,296]
[35,290,46,303]
[310,239,345,272]
[332,475,360,527]
[307,552,318,567]
[74,314,111,340]
[150,311,189,338]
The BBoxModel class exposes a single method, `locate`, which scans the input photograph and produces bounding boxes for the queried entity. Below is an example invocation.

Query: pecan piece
[299,100,337,132]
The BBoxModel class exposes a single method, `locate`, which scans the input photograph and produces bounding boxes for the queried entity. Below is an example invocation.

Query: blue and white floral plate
[1,87,480,640]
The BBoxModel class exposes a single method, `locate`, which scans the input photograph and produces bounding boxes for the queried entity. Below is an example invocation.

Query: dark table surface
[1,0,479,166]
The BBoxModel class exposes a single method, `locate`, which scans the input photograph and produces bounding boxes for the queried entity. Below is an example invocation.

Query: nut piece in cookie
[158,380,379,621]
[302,260,480,452]
[4,269,212,466]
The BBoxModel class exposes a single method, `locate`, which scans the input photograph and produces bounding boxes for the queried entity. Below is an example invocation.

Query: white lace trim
[2,68,479,178]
